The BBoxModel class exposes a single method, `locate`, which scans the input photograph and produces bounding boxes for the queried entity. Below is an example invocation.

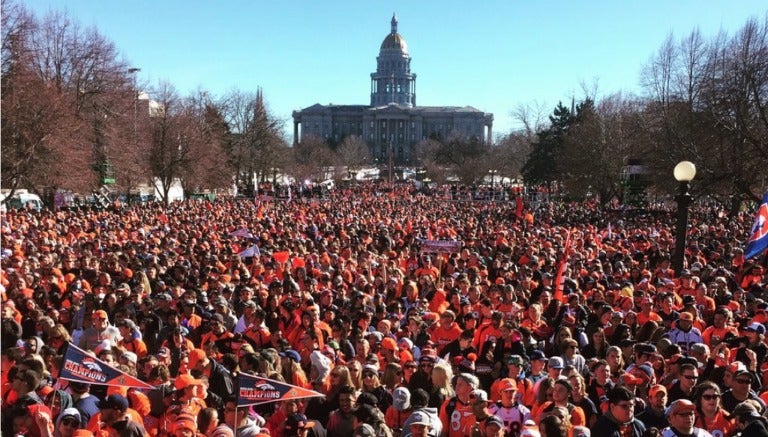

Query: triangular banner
[59,343,155,389]
[237,373,324,407]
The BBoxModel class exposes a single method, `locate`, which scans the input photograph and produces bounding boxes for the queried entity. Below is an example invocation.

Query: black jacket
[207,359,234,400]
[739,418,768,437]
[591,412,646,437]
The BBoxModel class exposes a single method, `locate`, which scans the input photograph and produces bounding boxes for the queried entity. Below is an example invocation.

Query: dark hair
[356,392,378,407]
[607,386,634,404]
[17,369,41,391]
[197,408,218,433]
[339,385,357,395]
[539,415,568,437]
[411,388,429,408]
[353,403,383,424]
[679,363,696,374]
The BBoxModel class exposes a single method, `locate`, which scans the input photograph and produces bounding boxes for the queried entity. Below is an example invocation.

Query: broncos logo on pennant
[749,202,768,242]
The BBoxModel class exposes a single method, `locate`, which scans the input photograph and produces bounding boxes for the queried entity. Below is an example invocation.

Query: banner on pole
[237,373,324,407]
[59,343,154,389]
[419,239,462,254]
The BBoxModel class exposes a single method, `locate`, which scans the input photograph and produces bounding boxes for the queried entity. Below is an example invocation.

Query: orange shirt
[439,397,475,437]
[201,330,235,348]
[119,338,148,358]
[701,326,739,347]
[431,323,463,349]
[636,311,663,327]
[385,405,412,431]
[695,409,735,437]
[474,323,502,351]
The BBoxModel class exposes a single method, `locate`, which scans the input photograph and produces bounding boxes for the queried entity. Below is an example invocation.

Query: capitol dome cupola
[370,13,416,107]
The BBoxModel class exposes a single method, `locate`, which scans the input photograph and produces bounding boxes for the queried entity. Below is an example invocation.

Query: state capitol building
[292,15,494,166]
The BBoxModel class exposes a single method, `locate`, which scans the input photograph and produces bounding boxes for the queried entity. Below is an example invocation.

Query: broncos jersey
[488,402,532,437]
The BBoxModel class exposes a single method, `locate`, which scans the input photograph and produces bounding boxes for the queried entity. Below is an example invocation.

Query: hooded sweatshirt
[402,407,441,437]
[55,407,82,437]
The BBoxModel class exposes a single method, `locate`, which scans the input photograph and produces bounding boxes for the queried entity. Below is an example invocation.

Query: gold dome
[380,33,408,54]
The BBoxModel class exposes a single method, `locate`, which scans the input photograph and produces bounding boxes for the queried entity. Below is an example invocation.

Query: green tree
[522,102,576,189]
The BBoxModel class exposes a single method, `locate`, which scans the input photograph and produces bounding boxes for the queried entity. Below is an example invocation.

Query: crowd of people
[2,182,768,437]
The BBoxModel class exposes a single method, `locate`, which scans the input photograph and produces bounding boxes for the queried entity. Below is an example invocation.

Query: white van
[0,190,44,211]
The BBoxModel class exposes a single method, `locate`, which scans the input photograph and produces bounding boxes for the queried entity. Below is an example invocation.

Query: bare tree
[493,131,532,180]
[510,101,549,142]
[219,88,287,191]
[177,90,234,196]
[288,135,336,183]
[336,135,371,180]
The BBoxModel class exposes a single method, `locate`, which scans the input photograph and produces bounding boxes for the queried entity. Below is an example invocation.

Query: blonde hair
[431,362,455,398]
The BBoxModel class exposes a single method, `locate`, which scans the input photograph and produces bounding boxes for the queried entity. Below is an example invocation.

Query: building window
[370,121,374,127]
[399,121,403,128]
[411,122,414,129]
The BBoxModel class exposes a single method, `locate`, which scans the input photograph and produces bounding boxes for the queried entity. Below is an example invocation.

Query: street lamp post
[672,161,696,276]
[128,67,141,144]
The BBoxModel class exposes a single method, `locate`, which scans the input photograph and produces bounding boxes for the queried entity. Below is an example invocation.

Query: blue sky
[23,1,767,141]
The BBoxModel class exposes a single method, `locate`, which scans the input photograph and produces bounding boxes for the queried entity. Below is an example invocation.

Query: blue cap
[98,394,129,411]
[280,349,301,362]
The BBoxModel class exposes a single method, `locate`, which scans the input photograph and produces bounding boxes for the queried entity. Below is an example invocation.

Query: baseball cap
[174,414,197,433]
[174,374,204,390]
[409,410,431,426]
[279,349,301,363]
[93,310,108,320]
[500,378,517,392]
[470,389,489,404]
[530,350,547,361]
[187,349,207,368]
[120,351,137,365]
[678,312,694,321]
[732,400,763,418]
[507,355,524,366]
[548,356,564,369]
[354,424,376,437]
[98,394,129,411]
[666,399,695,417]
[392,387,411,411]
[649,384,667,398]
[156,346,170,358]
[635,342,658,356]
[744,322,767,335]
[285,413,315,431]
[381,337,397,351]
[485,416,505,430]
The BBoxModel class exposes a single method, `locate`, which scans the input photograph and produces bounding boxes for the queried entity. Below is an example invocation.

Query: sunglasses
[363,373,377,379]
[735,378,752,384]
[61,418,79,427]
[682,375,698,380]
[350,368,359,373]
[702,394,720,401]
[405,365,417,370]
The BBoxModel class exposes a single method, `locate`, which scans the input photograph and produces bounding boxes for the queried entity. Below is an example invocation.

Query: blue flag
[745,193,768,259]
[237,372,324,407]
[237,245,261,258]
